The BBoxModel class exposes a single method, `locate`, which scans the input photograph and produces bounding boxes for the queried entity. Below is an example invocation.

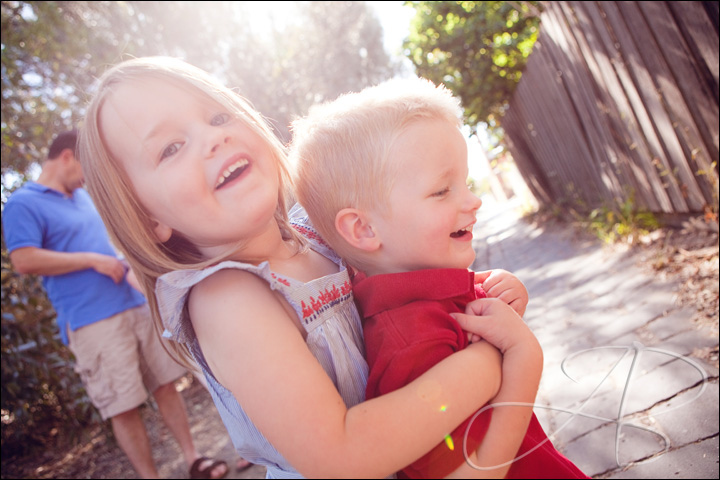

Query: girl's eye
[210,113,231,126]
[160,142,182,160]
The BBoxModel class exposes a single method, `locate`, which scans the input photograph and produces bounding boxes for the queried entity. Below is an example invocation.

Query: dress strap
[157,260,282,343]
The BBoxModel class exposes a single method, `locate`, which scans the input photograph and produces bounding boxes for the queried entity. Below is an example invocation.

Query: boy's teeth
[451,226,472,238]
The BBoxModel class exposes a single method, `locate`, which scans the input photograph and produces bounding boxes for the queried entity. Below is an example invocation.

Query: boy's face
[370,118,482,274]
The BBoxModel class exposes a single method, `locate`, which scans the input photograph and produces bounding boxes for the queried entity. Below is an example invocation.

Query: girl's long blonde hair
[79,56,305,366]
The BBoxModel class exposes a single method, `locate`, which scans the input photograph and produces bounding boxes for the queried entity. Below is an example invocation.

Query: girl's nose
[210,136,231,155]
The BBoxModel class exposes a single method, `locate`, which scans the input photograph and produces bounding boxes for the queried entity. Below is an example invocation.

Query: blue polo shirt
[2,182,146,345]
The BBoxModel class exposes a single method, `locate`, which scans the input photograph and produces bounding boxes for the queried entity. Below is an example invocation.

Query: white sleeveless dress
[157,207,368,479]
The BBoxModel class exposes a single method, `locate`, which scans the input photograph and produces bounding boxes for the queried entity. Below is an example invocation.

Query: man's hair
[290,77,463,271]
[48,130,78,159]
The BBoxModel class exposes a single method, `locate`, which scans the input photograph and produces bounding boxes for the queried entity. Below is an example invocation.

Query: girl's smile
[215,155,250,190]
[99,78,283,260]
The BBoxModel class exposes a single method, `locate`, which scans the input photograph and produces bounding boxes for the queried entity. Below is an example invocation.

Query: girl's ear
[335,208,380,252]
[151,220,173,243]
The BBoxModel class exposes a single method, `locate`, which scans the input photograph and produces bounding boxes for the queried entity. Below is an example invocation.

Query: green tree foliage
[403,1,541,134]
[1,1,134,179]
[278,1,394,121]
[1,0,393,456]
[1,1,394,181]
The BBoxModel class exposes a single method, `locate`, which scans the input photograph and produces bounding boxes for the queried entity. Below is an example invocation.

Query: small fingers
[473,270,493,285]
[468,333,483,343]
[508,298,528,317]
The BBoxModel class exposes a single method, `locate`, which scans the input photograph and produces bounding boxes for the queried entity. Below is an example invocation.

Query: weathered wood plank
[501,1,718,215]
[616,0,706,211]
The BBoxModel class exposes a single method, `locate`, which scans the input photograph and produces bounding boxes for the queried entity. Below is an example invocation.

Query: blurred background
[2,0,717,472]
[1,0,545,463]
[1,1,545,199]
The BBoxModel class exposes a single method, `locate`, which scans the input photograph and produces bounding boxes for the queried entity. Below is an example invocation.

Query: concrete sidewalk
[471,197,719,479]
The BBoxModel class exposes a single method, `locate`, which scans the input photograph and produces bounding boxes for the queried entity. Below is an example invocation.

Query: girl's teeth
[216,159,248,188]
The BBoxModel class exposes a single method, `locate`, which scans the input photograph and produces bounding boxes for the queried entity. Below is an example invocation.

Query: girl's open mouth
[215,158,249,190]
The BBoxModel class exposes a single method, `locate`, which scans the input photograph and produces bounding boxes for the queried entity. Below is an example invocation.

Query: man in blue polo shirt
[3,130,230,479]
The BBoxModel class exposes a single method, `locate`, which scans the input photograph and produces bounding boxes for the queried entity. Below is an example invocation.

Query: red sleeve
[364,303,467,399]
[363,304,491,479]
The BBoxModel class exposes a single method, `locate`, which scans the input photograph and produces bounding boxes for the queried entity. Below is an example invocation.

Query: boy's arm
[447,298,543,478]
[474,269,528,317]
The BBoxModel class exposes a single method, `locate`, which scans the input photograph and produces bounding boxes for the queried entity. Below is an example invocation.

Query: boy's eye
[210,113,231,126]
[160,142,182,160]
[431,187,450,197]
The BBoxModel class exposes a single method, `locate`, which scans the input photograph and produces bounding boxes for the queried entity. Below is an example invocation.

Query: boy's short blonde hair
[290,77,463,270]
[79,56,303,366]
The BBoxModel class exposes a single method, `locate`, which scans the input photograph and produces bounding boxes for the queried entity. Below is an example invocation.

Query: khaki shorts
[67,304,186,420]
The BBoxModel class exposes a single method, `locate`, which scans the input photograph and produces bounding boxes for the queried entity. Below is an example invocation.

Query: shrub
[1,245,102,458]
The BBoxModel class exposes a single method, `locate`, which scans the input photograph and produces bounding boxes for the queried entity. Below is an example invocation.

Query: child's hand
[474,269,528,317]
[449,298,544,480]
[452,298,539,357]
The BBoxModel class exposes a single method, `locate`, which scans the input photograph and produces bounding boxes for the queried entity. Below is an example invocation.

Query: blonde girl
[79,56,516,478]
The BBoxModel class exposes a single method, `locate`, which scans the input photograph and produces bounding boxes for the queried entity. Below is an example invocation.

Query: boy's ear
[335,208,380,252]
[151,220,173,243]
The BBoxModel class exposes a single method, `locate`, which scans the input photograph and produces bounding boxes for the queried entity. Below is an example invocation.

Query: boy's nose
[466,190,482,212]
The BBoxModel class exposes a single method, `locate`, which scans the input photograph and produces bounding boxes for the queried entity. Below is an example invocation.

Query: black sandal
[189,457,228,479]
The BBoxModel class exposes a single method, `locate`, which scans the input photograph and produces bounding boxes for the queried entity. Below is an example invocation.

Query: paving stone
[472,200,719,479]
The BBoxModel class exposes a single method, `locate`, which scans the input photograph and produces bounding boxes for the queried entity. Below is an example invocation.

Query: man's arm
[10,247,127,283]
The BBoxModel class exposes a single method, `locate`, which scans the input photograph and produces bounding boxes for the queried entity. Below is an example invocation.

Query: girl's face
[370,118,482,274]
[99,78,281,259]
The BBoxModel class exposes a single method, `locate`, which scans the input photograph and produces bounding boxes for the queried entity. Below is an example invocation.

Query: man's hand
[474,269,528,317]
[124,266,144,293]
[90,253,127,283]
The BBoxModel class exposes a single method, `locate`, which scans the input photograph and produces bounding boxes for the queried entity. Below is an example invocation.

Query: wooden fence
[503,1,719,216]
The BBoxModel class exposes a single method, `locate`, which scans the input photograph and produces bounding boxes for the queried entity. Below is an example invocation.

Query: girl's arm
[447,298,544,479]
[190,269,503,478]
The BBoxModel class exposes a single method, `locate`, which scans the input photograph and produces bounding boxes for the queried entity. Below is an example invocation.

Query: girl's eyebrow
[142,100,217,144]
[142,123,169,144]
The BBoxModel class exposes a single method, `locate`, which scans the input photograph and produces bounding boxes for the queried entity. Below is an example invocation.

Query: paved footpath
[471,198,718,479]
